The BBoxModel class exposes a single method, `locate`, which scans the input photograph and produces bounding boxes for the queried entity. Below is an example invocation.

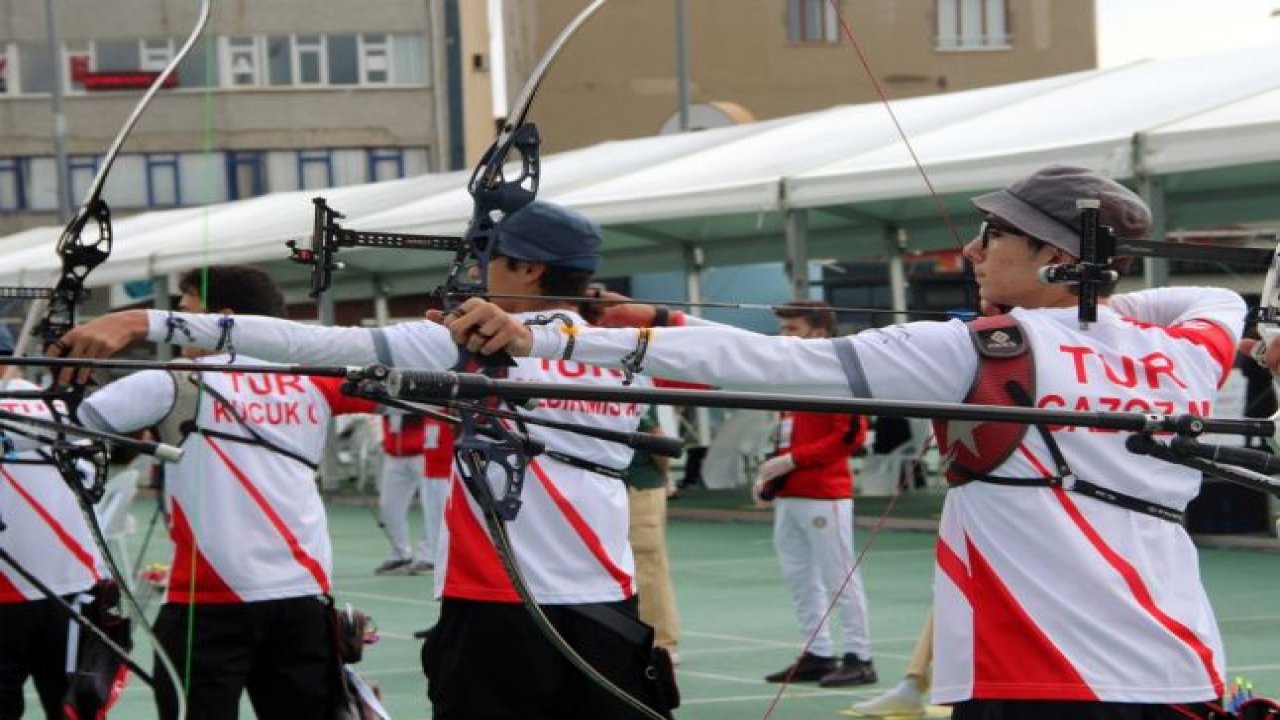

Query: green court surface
[65,499,1280,719]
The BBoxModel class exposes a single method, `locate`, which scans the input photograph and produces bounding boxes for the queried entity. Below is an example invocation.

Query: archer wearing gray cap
[971,164,1151,257]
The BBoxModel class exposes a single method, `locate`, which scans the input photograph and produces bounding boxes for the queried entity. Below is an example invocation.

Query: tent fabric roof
[3,44,1279,295]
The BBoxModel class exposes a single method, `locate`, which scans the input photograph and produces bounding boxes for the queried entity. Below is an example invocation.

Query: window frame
[787,0,840,45]
[935,0,1012,52]
[292,34,328,86]
[0,156,29,211]
[221,35,265,87]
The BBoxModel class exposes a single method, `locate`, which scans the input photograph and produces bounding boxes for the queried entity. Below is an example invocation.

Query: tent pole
[887,225,909,325]
[682,242,712,448]
[784,208,809,299]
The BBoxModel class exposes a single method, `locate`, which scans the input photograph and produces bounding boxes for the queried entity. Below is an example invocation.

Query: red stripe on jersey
[0,567,25,602]
[167,501,240,603]
[441,475,520,602]
[1050,486,1224,697]
[309,376,379,415]
[0,467,100,579]
[966,536,1096,700]
[935,537,975,606]
[1121,317,1237,387]
[529,458,633,597]
[204,436,330,593]
[1018,445,1054,477]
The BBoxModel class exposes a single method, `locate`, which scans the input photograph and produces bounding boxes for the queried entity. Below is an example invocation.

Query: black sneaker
[374,559,411,575]
[819,653,877,687]
[763,652,837,683]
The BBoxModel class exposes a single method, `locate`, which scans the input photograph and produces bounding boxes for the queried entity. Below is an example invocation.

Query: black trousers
[951,700,1221,720]
[153,596,334,720]
[0,598,74,720]
[422,597,665,720]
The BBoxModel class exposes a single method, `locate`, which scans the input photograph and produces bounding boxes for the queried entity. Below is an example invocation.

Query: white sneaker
[845,680,924,717]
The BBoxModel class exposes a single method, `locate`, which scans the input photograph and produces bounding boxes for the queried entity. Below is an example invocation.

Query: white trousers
[773,497,872,659]
[378,455,446,563]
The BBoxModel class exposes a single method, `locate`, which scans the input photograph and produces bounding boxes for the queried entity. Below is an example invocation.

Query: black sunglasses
[978,216,1028,249]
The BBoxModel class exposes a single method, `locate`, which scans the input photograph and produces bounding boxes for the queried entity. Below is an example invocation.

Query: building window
[0,157,28,210]
[68,155,100,203]
[226,151,265,199]
[297,150,334,189]
[141,38,175,71]
[367,149,405,181]
[293,35,327,85]
[788,0,839,44]
[146,153,181,206]
[222,36,264,87]
[327,35,359,85]
[936,0,1010,50]
[359,34,390,84]
[0,44,13,94]
[64,41,94,93]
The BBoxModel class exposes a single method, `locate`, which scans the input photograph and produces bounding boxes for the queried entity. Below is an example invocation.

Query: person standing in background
[757,300,876,688]
[623,407,682,664]
[418,414,455,574]
[376,414,433,575]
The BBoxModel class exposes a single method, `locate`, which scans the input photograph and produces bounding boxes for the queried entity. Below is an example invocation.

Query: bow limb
[7,0,213,366]
[2,3,211,715]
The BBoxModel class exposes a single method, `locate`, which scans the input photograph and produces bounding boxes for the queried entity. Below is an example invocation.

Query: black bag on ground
[62,580,133,718]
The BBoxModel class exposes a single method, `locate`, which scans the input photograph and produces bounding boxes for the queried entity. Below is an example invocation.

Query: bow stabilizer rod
[382,369,1276,439]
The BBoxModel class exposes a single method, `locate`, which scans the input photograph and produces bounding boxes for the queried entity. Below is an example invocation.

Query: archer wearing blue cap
[486,201,603,313]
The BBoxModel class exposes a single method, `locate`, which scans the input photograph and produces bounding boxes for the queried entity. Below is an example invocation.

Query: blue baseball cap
[494,202,602,273]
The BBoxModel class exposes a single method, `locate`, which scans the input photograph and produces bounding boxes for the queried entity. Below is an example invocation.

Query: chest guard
[932,315,1036,485]
[155,370,201,448]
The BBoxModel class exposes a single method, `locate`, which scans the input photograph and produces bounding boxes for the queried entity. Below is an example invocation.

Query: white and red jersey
[78,355,374,604]
[140,310,646,606]
[0,379,106,602]
[531,286,1244,705]
[422,416,455,479]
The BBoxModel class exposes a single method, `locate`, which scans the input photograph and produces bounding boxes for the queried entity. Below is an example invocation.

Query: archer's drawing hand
[50,310,150,385]
[441,298,533,357]
[589,290,658,328]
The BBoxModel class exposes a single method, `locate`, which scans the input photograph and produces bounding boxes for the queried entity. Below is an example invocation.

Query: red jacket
[422,416,456,478]
[382,415,426,457]
[774,411,867,499]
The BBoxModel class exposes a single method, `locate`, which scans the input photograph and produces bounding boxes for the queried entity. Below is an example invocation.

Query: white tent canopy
[3,43,1279,300]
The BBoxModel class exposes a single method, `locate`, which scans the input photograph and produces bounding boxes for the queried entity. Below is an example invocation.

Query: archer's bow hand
[49,310,150,385]
[443,298,534,357]
[1241,337,1280,377]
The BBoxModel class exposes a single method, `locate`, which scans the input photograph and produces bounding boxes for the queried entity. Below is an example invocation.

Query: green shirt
[623,410,667,491]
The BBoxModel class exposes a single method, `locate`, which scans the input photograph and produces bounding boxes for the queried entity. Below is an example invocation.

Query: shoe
[406,561,434,575]
[820,654,878,687]
[845,677,924,717]
[763,652,837,683]
[374,559,411,575]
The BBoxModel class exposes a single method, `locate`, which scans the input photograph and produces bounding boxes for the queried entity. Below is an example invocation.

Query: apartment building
[0,0,510,236]
[521,0,1097,152]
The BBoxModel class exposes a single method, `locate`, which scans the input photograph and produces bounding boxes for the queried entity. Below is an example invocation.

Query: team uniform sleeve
[529,318,977,402]
[76,370,176,435]
[1108,286,1245,382]
[309,376,381,416]
[1109,287,1245,335]
[145,311,461,369]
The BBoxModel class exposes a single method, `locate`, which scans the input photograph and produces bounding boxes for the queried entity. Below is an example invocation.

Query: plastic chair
[95,469,140,586]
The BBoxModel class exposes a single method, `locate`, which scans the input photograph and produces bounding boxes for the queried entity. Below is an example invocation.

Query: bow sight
[287,197,466,298]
